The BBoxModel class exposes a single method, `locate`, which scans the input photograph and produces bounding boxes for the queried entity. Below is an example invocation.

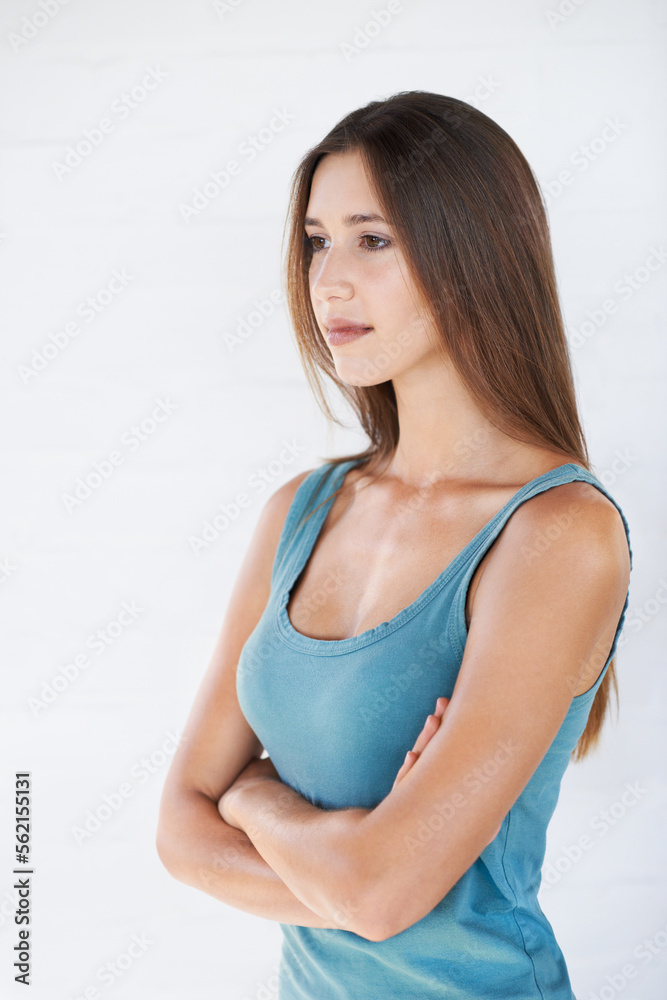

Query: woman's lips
[326,326,373,346]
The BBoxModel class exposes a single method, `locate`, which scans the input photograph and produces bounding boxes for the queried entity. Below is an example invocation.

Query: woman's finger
[409,714,440,757]
[392,698,451,789]
[392,749,418,788]
[433,696,448,718]
[410,697,450,756]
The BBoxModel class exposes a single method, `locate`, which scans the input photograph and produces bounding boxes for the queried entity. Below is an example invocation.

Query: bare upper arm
[159,467,314,808]
[351,482,631,941]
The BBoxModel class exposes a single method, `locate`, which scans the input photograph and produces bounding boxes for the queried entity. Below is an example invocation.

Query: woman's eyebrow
[304,212,389,227]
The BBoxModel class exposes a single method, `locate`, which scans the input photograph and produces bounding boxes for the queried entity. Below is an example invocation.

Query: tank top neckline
[276,458,591,656]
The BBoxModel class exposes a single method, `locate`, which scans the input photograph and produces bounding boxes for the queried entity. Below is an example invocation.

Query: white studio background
[1,1,665,998]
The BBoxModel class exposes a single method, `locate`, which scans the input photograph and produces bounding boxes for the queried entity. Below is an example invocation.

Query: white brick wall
[1,1,665,997]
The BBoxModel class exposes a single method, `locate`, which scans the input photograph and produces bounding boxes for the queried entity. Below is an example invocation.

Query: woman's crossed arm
[218,484,630,942]
[156,471,339,929]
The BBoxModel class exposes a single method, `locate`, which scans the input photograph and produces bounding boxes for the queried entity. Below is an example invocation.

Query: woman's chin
[335,367,392,388]
[331,355,396,387]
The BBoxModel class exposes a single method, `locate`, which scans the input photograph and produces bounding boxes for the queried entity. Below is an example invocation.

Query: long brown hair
[280,89,619,762]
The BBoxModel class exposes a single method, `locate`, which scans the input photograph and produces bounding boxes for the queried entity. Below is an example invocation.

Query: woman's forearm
[156,786,341,929]
[224,777,371,934]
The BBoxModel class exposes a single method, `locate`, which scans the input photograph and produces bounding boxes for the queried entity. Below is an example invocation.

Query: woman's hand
[393,696,503,846]
[217,755,281,829]
[393,696,450,789]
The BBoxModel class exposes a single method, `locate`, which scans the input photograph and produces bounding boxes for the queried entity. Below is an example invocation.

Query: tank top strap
[447,463,634,684]
[270,459,352,591]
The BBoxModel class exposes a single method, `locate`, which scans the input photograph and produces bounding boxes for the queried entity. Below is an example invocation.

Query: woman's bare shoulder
[511,478,626,544]
[490,477,630,591]
[260,467,316,535]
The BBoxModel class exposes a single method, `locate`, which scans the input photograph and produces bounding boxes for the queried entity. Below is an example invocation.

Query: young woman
[156,91,633,998]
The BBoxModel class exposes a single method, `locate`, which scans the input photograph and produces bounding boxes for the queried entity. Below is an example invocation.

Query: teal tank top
[236,457,633,1000]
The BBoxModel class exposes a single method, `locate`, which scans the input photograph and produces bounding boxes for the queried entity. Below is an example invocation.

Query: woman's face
[305,150,440,386]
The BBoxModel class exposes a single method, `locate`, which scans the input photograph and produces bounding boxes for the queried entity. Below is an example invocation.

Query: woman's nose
[310,247,354,300]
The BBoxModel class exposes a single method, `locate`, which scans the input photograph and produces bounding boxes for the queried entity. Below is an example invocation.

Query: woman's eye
[306,235,328,252]
[361,235,390,252]
[304,234,390,254]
